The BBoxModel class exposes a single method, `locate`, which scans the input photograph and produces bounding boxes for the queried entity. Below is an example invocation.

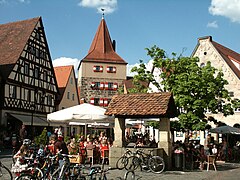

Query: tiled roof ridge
[54,65,74,69]
[212,41,240,63]
[105,92,176,117]
[0,17,40,26]
[88,19,113,54]
[82,18,127,64]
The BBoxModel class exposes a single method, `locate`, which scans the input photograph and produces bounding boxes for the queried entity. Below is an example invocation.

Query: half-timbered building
[0,17,58,136]
[78,16,127,106]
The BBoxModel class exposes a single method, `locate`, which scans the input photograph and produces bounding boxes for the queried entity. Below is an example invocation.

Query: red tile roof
[82,18,127,64]
[0,17,41,79]
[211,41,240,79]
[105,92,177,118]
[54,65,73,88]
[0,17,40,65]
[123,77,149,93]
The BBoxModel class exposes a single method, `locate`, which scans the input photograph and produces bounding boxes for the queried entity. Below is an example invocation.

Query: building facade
[78,17,127,106]
[192,36,240,126]
[0,17,58,135]
[54,65,79,110]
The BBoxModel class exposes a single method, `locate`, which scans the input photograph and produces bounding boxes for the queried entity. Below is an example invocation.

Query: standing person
[57,126,63,138]
[19,124,27,143]
[49,134,69,169]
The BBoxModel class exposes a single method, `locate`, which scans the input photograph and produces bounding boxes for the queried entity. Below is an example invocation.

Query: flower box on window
[93,65,103,72]
[106,66,116,73]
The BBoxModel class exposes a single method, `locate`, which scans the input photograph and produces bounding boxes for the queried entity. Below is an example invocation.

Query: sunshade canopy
[210,125,240,135]
[47,103,113,124]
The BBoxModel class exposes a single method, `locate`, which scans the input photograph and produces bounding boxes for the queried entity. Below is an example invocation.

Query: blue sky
[1,0,240,75]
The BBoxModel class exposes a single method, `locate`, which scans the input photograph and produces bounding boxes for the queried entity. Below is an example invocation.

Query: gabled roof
[54,65,73,88]
[0,17,40,65]
[122,77,149,94]
[0,17,41,80]
[105,92,178,118]
[82,18,127,64]
[194,36,240,79]
[54,65,74,104]
[211,41,240,79]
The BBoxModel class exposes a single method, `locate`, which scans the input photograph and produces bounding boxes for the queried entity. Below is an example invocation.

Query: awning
[9,113,49,126]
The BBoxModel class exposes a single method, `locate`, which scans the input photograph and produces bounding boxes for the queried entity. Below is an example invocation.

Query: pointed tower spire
[82,16,127,64]
[101,8,105,19]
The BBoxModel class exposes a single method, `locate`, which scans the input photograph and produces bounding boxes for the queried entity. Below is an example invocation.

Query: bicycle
[125,149,165,174]
[116,149,132,170]
[13,157,44,180]
[0,160,13,180]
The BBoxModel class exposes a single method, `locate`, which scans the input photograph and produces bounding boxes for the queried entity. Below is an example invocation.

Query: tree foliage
[131,45,239,131]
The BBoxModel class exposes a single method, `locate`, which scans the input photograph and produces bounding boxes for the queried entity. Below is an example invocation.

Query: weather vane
[101,8,105,19]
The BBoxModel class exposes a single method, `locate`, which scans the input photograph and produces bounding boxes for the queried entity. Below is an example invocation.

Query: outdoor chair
[101,149,109,164]
[86,149,94,165]
[207,155,217,171]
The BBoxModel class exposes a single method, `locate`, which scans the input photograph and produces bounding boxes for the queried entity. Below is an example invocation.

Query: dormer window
[93,65,103,72]
[107,66,116,73]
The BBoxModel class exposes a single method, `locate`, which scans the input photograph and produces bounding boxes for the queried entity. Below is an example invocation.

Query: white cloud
[52,57,80,76]
[209,0,240,23]
[78,0,117,14]
[207,21,218,28]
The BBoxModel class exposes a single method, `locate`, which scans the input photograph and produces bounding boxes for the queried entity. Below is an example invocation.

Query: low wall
[109,147,171,169]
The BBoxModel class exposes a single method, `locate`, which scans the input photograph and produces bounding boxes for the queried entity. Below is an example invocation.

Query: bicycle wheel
[148,156,165,174]
[124,170,135,180]
[116,156,128,170]
[31,167,43,180]
[16,174,36,180]
[124,156,140,171]
[0,165,13,180]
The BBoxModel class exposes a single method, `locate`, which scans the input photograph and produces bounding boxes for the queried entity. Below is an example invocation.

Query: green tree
[34,127,48,146]
[131,45,239,131]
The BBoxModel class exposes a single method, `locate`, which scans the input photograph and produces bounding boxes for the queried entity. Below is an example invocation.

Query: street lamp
[31,104,35,139]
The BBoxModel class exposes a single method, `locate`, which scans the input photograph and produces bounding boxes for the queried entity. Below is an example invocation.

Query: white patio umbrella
[47,103,114,136]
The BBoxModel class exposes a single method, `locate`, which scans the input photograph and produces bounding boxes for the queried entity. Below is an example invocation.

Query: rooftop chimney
[112,40,116,51]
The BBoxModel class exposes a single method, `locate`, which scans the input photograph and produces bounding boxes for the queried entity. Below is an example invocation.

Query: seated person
[198,145,207,170]
[68,138,78,155]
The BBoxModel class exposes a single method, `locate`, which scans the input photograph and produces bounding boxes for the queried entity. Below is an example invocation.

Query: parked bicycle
[116,149,133,170]
[125,149,165,174]
[0,160,13,180]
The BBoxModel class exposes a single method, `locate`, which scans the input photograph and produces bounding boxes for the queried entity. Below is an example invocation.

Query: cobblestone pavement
[1,149,240,180]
